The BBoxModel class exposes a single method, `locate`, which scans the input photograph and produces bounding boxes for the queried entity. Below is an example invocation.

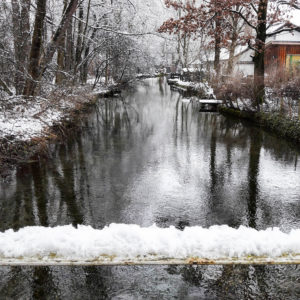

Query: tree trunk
[23,0,47,97]
[24,0,79,96]
[40,0,79,75]
[56,0,68,85]
[227,17,238,75]
[65,12,74,72]
[80,0,92,83]
[74,4,84,78]
[105,51,109,84]
[182,32,189,68]
[253,0,268,110]
[11,0,31,95]
[80,19,98,84]
[214,16,221,77]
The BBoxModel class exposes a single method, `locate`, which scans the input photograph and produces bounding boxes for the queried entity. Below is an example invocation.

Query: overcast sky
[291,10,300,25]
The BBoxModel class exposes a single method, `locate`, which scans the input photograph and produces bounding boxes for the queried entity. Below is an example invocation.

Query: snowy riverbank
[168,78,215,99]
[0,84,116,175]
[0,85,112,142]
[0,224,300,265]
[219,107,300,145]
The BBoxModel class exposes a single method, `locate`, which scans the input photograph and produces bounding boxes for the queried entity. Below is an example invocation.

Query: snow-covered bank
[219,106,300,145]
[0,86,110,142]
[1,224,300,265]
[0,85,118,175]
[168,78,215,99]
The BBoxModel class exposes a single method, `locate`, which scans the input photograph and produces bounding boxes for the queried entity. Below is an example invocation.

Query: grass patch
[219,106,300,144]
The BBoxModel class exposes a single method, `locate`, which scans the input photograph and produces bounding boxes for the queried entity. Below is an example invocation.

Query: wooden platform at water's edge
[199,100,223,112]
[1,255,300,266]
[199,100,223,104]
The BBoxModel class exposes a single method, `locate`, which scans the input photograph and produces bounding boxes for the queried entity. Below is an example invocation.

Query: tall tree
[11,0,31,95]
[56,0,69,85]
[231,0,300,108]
[74,3,84,77]
[158,0,241,77]
[24,0,79,96]
[23,0,47,97]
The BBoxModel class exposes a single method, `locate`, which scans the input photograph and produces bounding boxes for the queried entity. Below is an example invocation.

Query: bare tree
[11,0,31,94]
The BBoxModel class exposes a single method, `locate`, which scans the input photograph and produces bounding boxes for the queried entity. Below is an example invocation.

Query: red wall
[265,44,300,72]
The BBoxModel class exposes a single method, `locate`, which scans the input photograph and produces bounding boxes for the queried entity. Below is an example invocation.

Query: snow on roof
[267,22,300,35]
[203,45,249,62]
[1,224,300,264]
[203,23,300,63]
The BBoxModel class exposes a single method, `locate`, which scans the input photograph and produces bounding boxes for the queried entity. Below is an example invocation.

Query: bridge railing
[1,224,299,266]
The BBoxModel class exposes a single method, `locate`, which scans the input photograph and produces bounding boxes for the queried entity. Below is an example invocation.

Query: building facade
[233,27,300,76]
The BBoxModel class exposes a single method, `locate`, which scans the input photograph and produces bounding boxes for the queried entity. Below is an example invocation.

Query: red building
[231,26,300,76]
[265,41,300,73]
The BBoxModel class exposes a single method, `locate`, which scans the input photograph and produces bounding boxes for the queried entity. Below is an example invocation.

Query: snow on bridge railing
[1,224,300,266]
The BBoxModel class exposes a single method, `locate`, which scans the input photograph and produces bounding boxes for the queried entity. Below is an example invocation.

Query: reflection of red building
[265,41,300,73]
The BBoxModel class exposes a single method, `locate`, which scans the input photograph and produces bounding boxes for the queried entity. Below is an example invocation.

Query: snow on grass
[0,224,300,262]
[0,97,64,141]
[170,79,215,99]
[0,84,108,142]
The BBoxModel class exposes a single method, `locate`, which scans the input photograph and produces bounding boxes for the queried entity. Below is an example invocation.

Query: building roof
[202,23,300,63]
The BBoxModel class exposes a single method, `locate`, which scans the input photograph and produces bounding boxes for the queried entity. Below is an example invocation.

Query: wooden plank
[1,255,300,266]
[199,100,223,104]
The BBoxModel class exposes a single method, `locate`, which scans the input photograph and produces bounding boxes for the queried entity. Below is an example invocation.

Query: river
[0,78,300,299]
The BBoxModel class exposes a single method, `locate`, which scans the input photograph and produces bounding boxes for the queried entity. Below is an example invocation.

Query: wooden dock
[199,99,223,112]
[199,100,223,104]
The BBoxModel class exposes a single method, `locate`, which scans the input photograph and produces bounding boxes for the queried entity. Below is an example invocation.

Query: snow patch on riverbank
[0,97,64,141]
[0,85,108,142]
[170,79,215,99]
[0,224,300,261]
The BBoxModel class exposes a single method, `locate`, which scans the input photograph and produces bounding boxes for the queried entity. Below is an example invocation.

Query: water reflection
[4,264,300,299]
[247,129,262,228]
[0,78,300,298]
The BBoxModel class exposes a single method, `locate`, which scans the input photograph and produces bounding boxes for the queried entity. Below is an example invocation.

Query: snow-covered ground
[170,78,215,99]
[0,224,300,263]
[0,85,108,142]
[0,96,66,141]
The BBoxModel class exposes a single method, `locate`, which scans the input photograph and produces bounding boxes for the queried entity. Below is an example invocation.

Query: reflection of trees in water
[167,265,203,287]
[206,115,242,227]
[172,104,268,228]
[247,129,262,229]
[3,135,94,230]
[158,77,164,96]
[165,264,300,300]
[32,162,49,226]
[95,97,139,136]
[0,264,299,299]
[213,265,265,299]
[261,133,299,166]
[2,166,36,231]
[0,267,32,298]
[31,267,57,299]
[50,144,84,226]
[83,266,110,299]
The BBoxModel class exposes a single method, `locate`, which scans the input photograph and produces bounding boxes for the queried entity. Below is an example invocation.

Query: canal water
[0,78,300,299]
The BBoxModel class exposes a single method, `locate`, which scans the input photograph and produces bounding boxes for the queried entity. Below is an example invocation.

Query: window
[286,54,300,72]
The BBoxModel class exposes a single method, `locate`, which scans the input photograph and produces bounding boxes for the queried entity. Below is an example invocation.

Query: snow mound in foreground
[0,224,299,260]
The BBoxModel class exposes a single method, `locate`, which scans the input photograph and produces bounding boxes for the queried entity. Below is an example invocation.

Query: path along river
[0,78,300,299]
